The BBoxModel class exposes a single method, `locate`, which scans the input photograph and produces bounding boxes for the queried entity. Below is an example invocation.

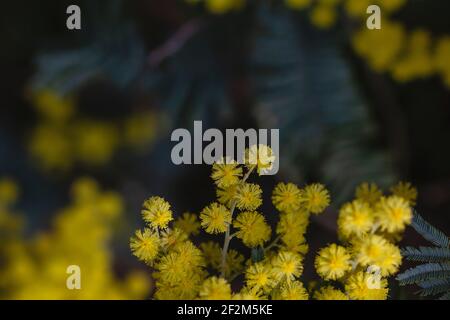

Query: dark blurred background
[0,0,449,299]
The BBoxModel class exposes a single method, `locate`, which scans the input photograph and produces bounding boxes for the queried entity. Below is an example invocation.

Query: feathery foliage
[411,211,450,248]
[397,212,450,299]
[249,4,394,203]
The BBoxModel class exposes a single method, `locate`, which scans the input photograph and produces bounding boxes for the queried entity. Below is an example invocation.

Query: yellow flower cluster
[131,145,333,299]
[287,0,450,87]
[0,177,150,299]
[313,181,416,300]
[184,0,244,14]
[132,141,423,300]
[131,147,419,300]
[183,0,450,88]
[352,24,447,84]
[28,89,160,172]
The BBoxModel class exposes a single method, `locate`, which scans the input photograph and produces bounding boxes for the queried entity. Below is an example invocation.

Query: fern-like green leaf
[249,4,394,204]
[397,263,450,285]
[439,292,450,300]
[411,212,450,248]
[417,278,450,296]
[402,246,450,262]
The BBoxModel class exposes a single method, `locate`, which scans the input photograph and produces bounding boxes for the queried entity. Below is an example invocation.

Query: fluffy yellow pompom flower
[352,234,402,276]
[272,182,302,213]
[276,210,309,236]
[199,277,232,300]
[273,281,309,300]
[245,144,276,175]
[211,159,242,188]
[155,252,189,285]
[314,286,349,300]
[337,200,374,239]
[233,211,271,247]
[272,251,303,282]
[344,271,389,300]
[160,228,188,252]
[245,262,276,293]
[175,241,205,267]
[285,0,311,10]
[130,228,160,264]
[375,196,412,233]
[154,272,204,300]
[375,242,402,276]
[277,211,309,255]
[390,181,418,206]
[142,196,173,229]
[355,182,383,206]
[155,242,204,286]
[315,244,352,280]
[173,212,201,236]
[233,287,265,300]
[235,183,263,211]
[352,234,389,265]
[300,183,330,214]
[216,184,238,208]
[200,202,231,234]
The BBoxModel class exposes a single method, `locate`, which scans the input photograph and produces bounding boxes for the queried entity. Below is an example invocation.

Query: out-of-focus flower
[390,181,418,206]
[391,30,434,82]
[375,196,412,233]
[285,0,312,10]
[174,212,201,236]
[434,37,450,88]
[353,20,406,72]
[0,178,151,299]
[345,271,389,300]
[355,182,383,207]
[338,200,374,240]
[124,111,158,151]
[0,178,19,207]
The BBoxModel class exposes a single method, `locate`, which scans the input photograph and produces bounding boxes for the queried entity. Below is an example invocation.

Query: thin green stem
[220,165,256,278]
[264,235,281,253]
